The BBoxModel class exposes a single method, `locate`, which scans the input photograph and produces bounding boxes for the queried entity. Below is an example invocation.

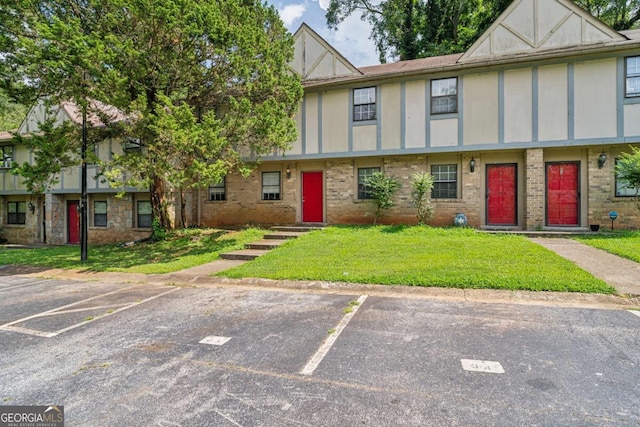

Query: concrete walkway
[529,237,640,296]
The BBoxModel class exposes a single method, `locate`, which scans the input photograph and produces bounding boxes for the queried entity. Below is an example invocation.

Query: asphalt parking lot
[1,276,639,426]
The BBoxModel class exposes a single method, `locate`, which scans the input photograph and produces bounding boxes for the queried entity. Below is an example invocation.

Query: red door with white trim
[487,164,517,226]
[302,172,323,223]
[67,200,80,244]
[547,162,579,226]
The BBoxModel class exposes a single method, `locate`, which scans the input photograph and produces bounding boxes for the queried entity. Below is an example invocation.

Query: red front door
[487,164,517,226]
[547,162,579,226]
[67,201,80,244]
[302,172,323,223]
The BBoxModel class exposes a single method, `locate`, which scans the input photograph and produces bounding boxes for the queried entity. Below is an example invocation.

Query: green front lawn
[220,226,614,293]
[0,228,265,274]
[575,230,640,263]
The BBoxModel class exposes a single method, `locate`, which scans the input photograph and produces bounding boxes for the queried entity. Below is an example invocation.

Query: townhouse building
[1,0,639,245]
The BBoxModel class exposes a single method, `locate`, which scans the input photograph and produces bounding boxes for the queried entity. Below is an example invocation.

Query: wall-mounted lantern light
[286,164,291,179]
[28,202,35,214]
[469,157,476,173]
[598,151,607,169]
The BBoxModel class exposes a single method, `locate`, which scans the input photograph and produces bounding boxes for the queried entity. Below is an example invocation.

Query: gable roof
[459,0,627,62]
[18,99,126,135]
[291,23,362,81]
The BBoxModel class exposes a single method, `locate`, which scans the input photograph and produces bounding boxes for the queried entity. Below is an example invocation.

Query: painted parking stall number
[461,359,505,374]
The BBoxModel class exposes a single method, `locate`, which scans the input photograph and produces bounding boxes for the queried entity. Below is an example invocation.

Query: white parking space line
[461,359,505,374]
[0,279,52,292]
[0,285,179,338]
[629,310,640,318]
[300,294,367,376]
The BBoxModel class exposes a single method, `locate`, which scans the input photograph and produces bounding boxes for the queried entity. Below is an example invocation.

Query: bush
[366,172,401,225]
[410,172,435,224]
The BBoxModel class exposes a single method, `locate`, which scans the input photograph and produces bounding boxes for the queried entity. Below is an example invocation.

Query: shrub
[410,171,435,224]
[366,171,401,225]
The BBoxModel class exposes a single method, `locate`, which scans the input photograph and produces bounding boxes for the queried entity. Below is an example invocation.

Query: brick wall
[525,148,545,230]
[200,167,297,227]
[588,147,640,230]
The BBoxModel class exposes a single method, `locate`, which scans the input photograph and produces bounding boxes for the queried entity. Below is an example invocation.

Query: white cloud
[320,14,380,66]
[279,4,306,27]
[317,0,331,9]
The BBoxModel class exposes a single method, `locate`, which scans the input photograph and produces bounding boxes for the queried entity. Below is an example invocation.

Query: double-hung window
[431,164,457,198]
[137,200,152,228]
[431,78,458,114]
[353,87,376,121]
[209,177,226,201]
[1,145,14,168]
[262,172,281,200]
[357,167,381,199]
[94,201,107,227]
[626,56,640,98]
[8,201,26,225]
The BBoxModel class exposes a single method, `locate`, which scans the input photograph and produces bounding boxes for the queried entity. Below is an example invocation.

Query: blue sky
[265,0,381,67]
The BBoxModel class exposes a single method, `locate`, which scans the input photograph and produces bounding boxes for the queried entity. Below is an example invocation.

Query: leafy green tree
[1,0,303,232]
[366,171,401,225]
[326,0,511,62]
[0,91,27,132]
[574,0,640,30]
[410,171,435,224]
[615,146,640,210]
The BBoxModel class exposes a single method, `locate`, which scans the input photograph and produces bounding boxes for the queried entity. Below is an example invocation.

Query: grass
[575,230,640,263]
[0,228,265,274]
[219,226,614,294]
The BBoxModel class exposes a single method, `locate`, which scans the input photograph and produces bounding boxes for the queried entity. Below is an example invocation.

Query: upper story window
[262,171,281,200]
[8,201,26,225]
[353,87,376,121]
[1,145,14,168]
[431,78,458,114]
[357,167,381,199]
[209,177,226,201]
[123,138,142,154]
[431,164,457,198]
[626,56,640,97]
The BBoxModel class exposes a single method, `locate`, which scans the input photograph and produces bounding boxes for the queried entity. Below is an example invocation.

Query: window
[431,78,458,114]
[1,145,14,168]
[137,200,152,228]
[123,138,142,154]
[8,201,26,225]
[262,172,281,200]
[358,167,381,199]
[431,164,457,198]
[353,87,376,121]
[94,201,107,227]
[626,56,640,97]
[615,159,637,197]
[209,177,226,201]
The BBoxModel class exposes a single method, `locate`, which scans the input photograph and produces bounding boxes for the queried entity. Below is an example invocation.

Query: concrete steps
[219,225,322,261]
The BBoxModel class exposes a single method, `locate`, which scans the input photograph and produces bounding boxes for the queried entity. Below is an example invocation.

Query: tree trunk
[180,188,187,228]
[150,174,172,231]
